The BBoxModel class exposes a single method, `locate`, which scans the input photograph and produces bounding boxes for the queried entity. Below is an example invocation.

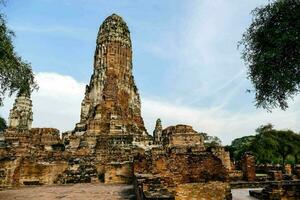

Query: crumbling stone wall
[133,123,231,199]
[175,182,232,200]
[134,149,228,185]
[211,147,232,172]
[18,160,68,185]
[162,125,204,148]
[104,162,133,184]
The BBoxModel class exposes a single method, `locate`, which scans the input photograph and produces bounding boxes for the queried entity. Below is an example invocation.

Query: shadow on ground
[120,185,136,200]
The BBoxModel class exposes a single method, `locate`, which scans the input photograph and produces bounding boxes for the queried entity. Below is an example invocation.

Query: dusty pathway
[0,184,262,200]
[232,188,260,200]
[0,183,135,200]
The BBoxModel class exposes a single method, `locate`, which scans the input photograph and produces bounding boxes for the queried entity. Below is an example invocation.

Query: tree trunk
[282,154,286,167]
[295,154,299,164]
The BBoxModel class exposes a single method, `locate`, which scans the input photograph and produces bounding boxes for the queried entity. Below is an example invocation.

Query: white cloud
[2,72,299,145]
[142,96,300,145]
[2,72,85,132]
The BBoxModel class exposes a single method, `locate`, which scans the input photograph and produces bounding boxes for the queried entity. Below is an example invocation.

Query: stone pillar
[241,153,256,182]
[8,93,33,130]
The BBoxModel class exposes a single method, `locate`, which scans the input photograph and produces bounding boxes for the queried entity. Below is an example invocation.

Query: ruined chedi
[8,92,33,130]
[75,14,146,138]
[153,118,162,143]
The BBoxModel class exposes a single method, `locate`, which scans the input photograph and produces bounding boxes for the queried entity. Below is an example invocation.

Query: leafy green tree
[0,1,37,105]
[228,135,255,162]
[199,132,222,148]
[291,133,300,164]
[0,116,6,131]
[274,130,295,165]
[251,124,280,164]
[229,124,300,165]
[239,0,300,110]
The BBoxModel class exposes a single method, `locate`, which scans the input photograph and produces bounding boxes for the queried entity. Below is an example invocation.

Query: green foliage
[251,124,281,163]
[229,124,300,165]
[0,116,6,132]
[239,0,300,110]
[199,132,222,148]
[227,135,255,162]
[0,2,37,105]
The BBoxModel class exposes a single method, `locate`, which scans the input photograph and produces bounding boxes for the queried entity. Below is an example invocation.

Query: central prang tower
[76,14,146,137]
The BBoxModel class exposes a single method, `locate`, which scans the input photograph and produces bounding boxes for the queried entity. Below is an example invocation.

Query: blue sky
[2,0,300,144]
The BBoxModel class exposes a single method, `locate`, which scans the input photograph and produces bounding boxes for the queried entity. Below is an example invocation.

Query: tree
[199,132,222,148]
[228,124,300,165]
[0,1,37,105]
[251,124,280,164]
[228,135,255,162]
[274,130,295,165]
[0,116,6,131]
[239,0,300,110]
[291,133,300,164]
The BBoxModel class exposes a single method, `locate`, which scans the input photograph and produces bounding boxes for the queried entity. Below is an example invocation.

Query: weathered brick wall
[104,162,133,184]
[157,152,228,184]
[161,125,204,148]
[175,182,232,200]
[0,157,68,186]
[134,148,228,185]
[211,147,232,172]
[134,174,175,200]
[4,128,62,152]
[30,128,61,146]
[18,160,68,185]
[0,158,22,187]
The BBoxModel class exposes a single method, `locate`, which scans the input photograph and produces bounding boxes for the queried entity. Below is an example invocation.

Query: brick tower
[76,14,146,137]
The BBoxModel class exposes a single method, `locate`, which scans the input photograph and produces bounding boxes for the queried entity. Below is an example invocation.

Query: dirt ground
[0,183,135,200]
[0,184,260,200]
[231,188,260,200]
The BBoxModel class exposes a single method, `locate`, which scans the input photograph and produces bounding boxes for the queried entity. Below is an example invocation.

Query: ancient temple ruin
[0,14,234,199]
